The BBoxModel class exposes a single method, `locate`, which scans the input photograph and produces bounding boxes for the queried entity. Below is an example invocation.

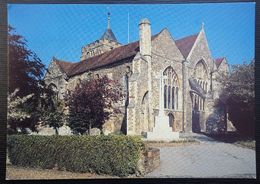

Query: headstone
[90,128,101,136]
[37,126,56,135]
[59,125,73,135]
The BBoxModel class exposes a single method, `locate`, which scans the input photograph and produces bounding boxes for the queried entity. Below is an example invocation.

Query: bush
[7,135,145,177]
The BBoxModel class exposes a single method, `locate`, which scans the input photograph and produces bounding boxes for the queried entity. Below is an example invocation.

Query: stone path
[146,133,256,178]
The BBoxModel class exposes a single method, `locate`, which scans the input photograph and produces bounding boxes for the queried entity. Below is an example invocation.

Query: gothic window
[168,86,171,108]
[176,87,179,110]
[163,66,179,110]
[164,85,167,108]
[172,87,175,109]
[168,113,174,128]
[194,60,208,92]
[200,97,202,110]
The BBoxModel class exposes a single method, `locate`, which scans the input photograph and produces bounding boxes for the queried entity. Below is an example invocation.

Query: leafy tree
[41,85,65,135]
[65,76,123,135]
[7,88,33,133]
[8,26,45,97]
[218,60,255,137]
[41,99,65,135]
[8,26,46,131]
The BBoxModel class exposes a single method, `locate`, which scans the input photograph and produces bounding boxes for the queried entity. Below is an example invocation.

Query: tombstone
[90,128,101,136]
[37,125,56,135]
[58,125,73,135]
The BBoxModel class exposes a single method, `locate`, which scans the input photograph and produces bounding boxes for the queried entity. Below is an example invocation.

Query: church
[44,13,230,136]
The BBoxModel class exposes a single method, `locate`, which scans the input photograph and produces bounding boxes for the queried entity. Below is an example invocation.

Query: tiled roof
[175,33,198,59]
[100,28,118,42]
[215,57,225,68]
[53,33,160,78]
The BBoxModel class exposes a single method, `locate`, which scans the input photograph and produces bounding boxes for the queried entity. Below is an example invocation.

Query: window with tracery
[194,60,208,92]
[163,66,179,110]
[192,60,209,111]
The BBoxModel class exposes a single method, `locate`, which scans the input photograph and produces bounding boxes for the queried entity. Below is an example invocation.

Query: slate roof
[53,31,209,78]
[100,28,118,42]
[214,57,225,68]
[175,33,198,59]
[53,33,160,77]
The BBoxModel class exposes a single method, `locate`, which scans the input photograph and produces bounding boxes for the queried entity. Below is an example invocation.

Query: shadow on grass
[201,131,255,149]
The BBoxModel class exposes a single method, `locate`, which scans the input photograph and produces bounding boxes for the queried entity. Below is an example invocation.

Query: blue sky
[8,3,255,67]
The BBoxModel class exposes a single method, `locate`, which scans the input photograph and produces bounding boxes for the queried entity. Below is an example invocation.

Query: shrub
[7,135,145,177]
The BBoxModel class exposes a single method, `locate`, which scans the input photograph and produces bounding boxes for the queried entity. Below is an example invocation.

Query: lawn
[144,138,199,148]
[203,131,255,150]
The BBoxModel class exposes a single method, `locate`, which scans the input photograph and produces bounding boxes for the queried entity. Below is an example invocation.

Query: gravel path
[146,133,256,178]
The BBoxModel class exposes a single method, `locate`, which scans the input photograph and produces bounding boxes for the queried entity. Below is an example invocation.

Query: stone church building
[44,14,230,135]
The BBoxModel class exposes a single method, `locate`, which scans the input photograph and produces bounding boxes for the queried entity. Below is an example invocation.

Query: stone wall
[44,61,68,100]
[81,39,121,60]
[184,28,214,132]
[150,29,184,132]
[138,147,160,175]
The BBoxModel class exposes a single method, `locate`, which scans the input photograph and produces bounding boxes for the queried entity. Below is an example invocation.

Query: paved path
[146,133,256,178]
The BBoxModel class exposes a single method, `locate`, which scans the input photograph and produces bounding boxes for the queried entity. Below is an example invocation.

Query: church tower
[80,12,121,61]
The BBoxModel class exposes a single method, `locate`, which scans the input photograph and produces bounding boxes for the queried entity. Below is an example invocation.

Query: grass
[6,165,118,180]
[144,138,199,147]
[203,131,255,150]
[144,138,196,143]
[235,140,255,150]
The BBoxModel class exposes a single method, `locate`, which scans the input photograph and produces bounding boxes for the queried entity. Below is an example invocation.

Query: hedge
[7,135,145,177]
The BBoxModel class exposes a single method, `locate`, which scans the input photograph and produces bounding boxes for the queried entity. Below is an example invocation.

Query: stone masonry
[44,13,231,136]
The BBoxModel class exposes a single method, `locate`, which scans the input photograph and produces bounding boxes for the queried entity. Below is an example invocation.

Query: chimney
[139,18,151,60]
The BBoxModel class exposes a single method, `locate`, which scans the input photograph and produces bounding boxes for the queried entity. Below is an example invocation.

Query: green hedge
[7,135,145,177]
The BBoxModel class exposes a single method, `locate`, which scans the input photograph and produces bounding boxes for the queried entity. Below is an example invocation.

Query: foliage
[65,76,123,134]
[7,88,33,133]
[8,26,45,97]
[40,84,65,134]
[7,135,145,177]
[7,88,33,122]
[8,26,46,131]
[218,60,255,137]
[41,99,65,135]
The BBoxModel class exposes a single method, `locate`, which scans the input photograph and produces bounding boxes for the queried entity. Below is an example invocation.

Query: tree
[218,60,255,137]
[7,88,33,133]
[41,85,65,135]
[8,26,45,97]
[8,26,46,131]
[65,76,123,135]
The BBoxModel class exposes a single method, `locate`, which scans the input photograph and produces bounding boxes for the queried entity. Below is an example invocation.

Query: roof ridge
[175,33,199,42]
[175,33,199,59]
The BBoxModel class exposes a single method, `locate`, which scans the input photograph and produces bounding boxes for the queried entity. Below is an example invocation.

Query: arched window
[164,85,167,108]
[163,66,179,110]
[176,87,179,110]
[172,87,175,109]
[168,113,174,128]
[168,86,171,108]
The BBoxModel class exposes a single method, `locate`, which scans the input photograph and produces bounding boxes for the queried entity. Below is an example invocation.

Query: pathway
[146,133,256,178]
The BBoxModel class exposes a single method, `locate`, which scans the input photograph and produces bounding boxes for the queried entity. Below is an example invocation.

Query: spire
[107,12,110,29]
[100,11,118,42]
[201,22,205,30]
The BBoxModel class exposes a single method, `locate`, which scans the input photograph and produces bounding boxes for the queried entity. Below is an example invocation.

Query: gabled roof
[175,33,198,59]
[100,28,118,42]
[54,59,79,75]
[214,57,225,68]
[53,33,160,78]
